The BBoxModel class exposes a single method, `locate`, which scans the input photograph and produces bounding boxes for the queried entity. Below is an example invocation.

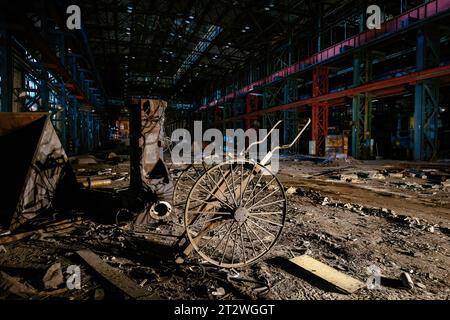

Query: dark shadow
[380,276,404,289]
[0,116,46,228]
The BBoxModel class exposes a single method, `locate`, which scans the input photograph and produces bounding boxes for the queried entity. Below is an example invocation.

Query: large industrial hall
[0,0,449,302]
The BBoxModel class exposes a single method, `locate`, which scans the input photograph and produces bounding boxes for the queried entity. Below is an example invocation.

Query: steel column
[414,28,440,161]
[56,32,67,149]
[312,66,329,155]
[262,86,281,135]
[245,94,259,129]
[70,96,80,154]
[352,50,373,159]
[39,69,49,111]
[0,30,13,112]
[283,78,300,146]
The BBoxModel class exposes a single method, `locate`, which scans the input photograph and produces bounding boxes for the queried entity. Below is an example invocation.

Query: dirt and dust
[0,158,449,300]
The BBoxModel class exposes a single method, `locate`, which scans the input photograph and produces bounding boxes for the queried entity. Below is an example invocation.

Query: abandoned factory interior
[1,0,450,304]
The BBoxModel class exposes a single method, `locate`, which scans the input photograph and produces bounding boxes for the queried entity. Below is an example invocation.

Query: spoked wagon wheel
[184,160,286,268]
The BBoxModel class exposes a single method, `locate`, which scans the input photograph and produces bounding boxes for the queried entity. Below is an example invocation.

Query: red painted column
[312,67,329,155]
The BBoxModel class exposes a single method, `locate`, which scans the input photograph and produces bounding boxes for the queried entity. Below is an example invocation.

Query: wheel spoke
[231,225,239,264]
[190,195,233,211]
[210,221,235,257]
[198,221,229,252]
[238,224,247,262]
[229,163,236,204]
[194,177,230,204]
[186,202,208,211]
[193,165,213,190]
[204,169,235,208]
[220,223,235,264]
[240,162,257,205]
[248,214,283,227]
[239,162,244,205]
[247,218,277,238]
[243,222,257,257]
[188,216,226,227]
[244,177,277,209]
[248,188,280,210]
[250,211,283,215]
[243,169,265,207]
[218,165,238,207]
[186,174,198,183]
[249,199,285,211]
[245,221,269,250]
[187,211,232,215]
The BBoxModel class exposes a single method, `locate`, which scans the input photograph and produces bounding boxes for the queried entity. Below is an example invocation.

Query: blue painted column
[57,32,67,149]
[414,28,440,160]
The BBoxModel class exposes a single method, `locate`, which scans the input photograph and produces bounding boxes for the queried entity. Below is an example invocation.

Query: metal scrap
[0,218,82,245]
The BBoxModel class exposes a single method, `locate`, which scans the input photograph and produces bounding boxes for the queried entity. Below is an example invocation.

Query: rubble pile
[291,186,447,234]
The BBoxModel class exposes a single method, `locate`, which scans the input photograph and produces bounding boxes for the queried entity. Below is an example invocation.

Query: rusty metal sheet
[0,114,71,230]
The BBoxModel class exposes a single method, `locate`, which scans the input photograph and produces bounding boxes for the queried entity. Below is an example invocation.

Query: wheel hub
[234,207,249,222]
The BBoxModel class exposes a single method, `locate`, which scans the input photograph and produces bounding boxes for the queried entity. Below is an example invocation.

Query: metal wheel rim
[184,160,286,268]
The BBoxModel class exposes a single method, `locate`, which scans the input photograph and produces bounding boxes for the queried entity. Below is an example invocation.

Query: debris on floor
[0,218,82,245]
[0,157,449,300]
[42,262,64,290]
[400,271,415,290]
[76,249,158,300]
[0,270,38,299]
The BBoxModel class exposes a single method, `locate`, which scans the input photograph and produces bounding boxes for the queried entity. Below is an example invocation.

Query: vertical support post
[245,95,252,130]
[245,94,260,129]
[262,86,282,136]
[58,83,67,148]
[129,98,142,193]
[352,50,373,159]
[311,66,329,156]
[283,78,299,146]
[0,30,13,112]
[316,4,322,52]
[39,69,49,111]
[79,110,86,153]
[71,96,80,154]
[414,28,440,161]
[358,12,364,33]
[400,0,407,14]
[55,31,67,149]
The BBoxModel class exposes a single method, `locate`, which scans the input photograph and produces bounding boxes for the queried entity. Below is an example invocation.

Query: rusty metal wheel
[184,160,286,268]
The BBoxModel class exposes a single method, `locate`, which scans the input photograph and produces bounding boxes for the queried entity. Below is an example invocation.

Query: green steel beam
[352,50,373,159]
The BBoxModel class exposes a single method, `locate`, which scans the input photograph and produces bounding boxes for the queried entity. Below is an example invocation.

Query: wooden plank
[289,255,364,294]
[0,218,81,245]
[77,250,158,300]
